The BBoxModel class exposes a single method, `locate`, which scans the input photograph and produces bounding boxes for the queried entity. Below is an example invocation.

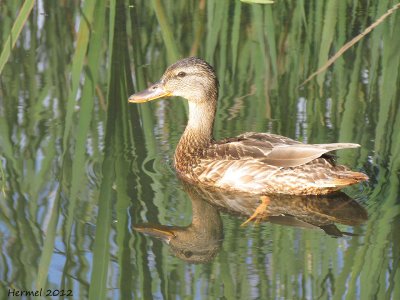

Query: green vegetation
[241,0,274,4]
[0,0,35,74]
[0,0,399,299]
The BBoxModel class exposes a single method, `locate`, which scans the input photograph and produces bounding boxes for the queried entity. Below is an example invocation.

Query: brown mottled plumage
[129,57,368,195]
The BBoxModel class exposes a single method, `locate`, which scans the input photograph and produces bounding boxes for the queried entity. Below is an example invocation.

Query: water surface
[0,1,399,299]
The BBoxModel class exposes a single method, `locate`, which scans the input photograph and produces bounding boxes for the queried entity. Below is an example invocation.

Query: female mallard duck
[128,57,368,195]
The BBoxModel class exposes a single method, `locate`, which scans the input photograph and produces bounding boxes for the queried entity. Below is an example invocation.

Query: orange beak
[133,224,176,243]
[128,81,172,103]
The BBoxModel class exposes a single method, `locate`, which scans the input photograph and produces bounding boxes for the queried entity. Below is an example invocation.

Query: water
[0,1,399,299]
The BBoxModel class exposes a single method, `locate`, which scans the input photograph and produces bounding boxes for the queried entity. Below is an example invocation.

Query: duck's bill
[133,224,176,243]
[128,82,172,103]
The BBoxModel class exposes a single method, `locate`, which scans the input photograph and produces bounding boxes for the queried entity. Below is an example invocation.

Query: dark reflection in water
[134,180,367,263]
[1,0,399,298]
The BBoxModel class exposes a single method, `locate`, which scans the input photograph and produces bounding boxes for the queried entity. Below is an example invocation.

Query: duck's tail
[330,171,369,187]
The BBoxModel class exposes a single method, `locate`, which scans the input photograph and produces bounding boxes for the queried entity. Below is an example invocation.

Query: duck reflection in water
[134,180,368,264]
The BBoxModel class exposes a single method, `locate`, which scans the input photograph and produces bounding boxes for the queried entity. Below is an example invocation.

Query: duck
[128,57,368,195]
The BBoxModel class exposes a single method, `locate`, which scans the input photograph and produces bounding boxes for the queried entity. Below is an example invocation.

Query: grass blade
[61,0,96,151]
[0,0,35,74]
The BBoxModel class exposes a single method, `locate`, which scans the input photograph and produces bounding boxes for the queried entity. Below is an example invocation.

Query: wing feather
[263,143,360,167]
[207,133,360,168]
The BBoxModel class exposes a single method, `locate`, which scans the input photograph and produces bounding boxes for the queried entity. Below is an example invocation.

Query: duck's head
[133,224,222,264]
[128,57,218,105]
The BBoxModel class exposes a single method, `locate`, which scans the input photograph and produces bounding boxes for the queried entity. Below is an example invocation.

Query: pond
[0,0,399,299]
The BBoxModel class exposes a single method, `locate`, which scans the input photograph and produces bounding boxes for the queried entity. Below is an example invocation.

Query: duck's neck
[185,100,216,143]
[175,100,216,170]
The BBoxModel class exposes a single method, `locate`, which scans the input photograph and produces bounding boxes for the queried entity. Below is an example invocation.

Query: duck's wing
[207,132,360,168]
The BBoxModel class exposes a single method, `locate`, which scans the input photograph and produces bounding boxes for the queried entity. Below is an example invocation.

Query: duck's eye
[183,250,193,258]
[177,71,186,78]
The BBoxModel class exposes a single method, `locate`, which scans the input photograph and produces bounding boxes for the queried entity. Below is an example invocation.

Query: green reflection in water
[0,0,399,299]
